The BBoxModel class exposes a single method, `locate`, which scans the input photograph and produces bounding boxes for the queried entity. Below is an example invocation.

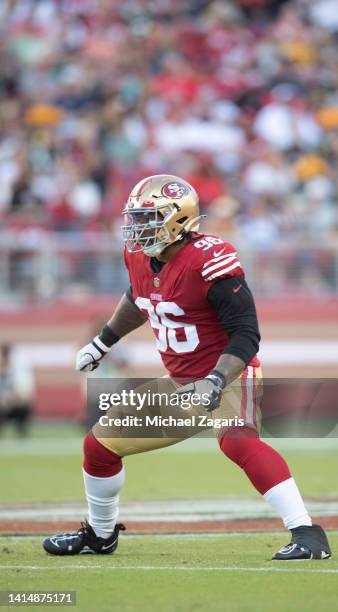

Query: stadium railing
[0,230,337,302]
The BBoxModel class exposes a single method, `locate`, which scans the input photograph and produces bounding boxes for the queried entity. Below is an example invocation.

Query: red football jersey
[125,233,260,380]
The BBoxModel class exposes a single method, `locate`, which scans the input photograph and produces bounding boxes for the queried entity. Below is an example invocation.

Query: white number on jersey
[194,236,223,251]
[135,298,199,353]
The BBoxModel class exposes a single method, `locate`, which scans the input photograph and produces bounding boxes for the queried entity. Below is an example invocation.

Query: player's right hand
[75,336,111,372]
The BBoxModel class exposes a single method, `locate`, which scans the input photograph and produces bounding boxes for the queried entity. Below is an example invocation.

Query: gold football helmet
[121,174,203,257]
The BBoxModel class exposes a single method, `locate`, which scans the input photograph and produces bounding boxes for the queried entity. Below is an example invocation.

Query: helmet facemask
[121,174,203,257]
[121,204,179,257]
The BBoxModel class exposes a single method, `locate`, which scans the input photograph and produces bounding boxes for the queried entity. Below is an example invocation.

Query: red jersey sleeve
[199,240,244,280]
[190,235,244,299]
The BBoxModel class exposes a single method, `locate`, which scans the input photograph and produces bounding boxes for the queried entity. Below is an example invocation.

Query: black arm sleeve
[207,276,260,365]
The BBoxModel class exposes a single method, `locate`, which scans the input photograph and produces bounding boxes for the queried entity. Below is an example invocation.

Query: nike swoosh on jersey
[213,247,226,257]
[233,284,242,293]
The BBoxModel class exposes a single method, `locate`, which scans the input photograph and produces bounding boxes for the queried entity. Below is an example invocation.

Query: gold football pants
[93,366,263,457]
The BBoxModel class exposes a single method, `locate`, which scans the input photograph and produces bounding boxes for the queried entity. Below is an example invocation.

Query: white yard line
[0,533,283,541]
[0,564,337,574]
[2,532,338,541]
[1,498,338,522]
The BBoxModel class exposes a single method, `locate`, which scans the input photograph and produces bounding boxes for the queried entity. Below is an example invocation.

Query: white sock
[263,477,312,530]
[83,467,125,538]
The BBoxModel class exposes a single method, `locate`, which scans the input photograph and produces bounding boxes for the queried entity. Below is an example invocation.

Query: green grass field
[1,534,338,612]
[1,424,337,611]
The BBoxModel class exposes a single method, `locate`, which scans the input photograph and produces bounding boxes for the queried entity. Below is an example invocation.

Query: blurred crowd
[1,0,338,250]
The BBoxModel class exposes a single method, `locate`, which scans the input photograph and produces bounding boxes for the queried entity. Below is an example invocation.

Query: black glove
[175,370,227,412]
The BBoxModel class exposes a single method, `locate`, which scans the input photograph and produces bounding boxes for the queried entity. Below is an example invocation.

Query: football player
[43,175,331,560]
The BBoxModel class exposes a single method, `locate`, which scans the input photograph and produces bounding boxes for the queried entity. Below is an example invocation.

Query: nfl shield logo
[154,277,160,287]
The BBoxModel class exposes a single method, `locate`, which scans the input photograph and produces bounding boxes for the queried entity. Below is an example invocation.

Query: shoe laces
[291,526,309,540]
[78,521,91,535]
[78,521,126,537]
[289,525,312,547]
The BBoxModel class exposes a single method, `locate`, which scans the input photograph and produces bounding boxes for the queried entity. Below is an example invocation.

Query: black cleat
[272,524,331,560]
[42,521,125,556]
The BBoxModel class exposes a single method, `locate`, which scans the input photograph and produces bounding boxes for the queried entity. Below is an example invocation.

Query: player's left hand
[175,372,226,413]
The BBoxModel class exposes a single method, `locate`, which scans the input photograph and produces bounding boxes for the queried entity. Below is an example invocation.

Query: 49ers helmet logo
[161,182,189,199]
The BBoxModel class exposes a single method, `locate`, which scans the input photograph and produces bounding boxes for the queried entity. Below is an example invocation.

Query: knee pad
[83,431,123,477]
